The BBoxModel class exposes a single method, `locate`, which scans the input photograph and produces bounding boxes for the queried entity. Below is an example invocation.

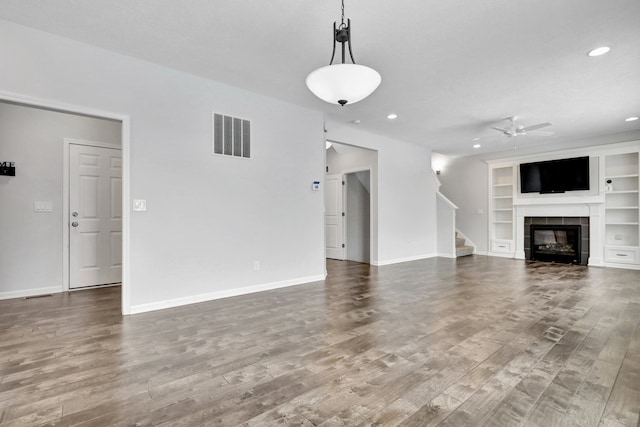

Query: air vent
[213,113,251,158]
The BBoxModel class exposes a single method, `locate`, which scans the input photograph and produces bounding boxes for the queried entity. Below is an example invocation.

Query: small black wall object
[0,162,16,176]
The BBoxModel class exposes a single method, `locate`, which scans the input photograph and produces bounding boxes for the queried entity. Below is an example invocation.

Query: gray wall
[0,102,121,298]
[345,171,370,263]
[1,19,326,312]
[433,153,489,253]
[326,123,438,265]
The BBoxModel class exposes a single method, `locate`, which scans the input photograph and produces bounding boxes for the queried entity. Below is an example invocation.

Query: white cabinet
[603,152,640,267]
[489,166,515,256]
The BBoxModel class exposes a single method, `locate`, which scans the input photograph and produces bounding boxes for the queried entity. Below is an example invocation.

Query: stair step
[456,245,474,257]
[455,237,466,247]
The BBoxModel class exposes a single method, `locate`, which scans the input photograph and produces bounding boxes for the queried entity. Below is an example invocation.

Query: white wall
[436,194,456,258]
[326,123,438,265]
[0,20,326,312]
[433,153,489,253]
[0,103,122,299]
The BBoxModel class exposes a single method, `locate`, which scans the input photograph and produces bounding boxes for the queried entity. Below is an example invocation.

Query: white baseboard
[437,252,457,259]
[0,286,62,301]
[129,274,325,315]
[587,257,604,267]
[372,253,438,266]
[488,252,516,258]
[473,251,490,256]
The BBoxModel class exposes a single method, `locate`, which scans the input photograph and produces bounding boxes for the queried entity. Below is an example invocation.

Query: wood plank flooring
[1,256,639,426]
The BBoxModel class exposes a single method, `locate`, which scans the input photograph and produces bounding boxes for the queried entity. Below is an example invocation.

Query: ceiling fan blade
[491,126,509,133]
[526,130,554,136]
[522,122,551,132]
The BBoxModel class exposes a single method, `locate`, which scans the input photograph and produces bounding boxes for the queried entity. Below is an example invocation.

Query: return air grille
[213,113,250,158]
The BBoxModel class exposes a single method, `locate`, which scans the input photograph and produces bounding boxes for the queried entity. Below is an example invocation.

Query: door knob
[72,212,78,217]
[71,221,79,227]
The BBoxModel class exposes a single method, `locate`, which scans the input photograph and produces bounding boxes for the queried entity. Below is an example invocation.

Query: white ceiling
[1,0,639,157]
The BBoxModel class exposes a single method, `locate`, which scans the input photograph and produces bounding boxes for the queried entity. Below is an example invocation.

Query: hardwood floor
[1,256,639,426]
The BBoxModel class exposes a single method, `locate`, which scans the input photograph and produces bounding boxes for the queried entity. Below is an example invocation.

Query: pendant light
[305,0,381,106]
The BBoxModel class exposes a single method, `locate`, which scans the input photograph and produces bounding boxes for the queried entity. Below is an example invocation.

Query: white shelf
[490,165,515,244]
[605,174,639,179]
[606,190,639,194]
[605,206,639,210]
[606,222,639,225]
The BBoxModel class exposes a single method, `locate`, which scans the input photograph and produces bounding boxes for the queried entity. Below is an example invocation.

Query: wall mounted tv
[520,156,590,194]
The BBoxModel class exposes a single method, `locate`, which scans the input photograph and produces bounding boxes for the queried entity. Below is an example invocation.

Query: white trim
[63,139,122,292]
[474,251,490,256]
[372,253,438,266]
[129,274,325,315]
[0,286,62,301]
[485,140,640,165]
[0,90,132,315]
[437,253,457,259]
[436,192,458,210]
[489,252,516,258]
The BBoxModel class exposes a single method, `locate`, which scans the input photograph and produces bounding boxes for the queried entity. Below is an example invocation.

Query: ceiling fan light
[306,64,381,106]
[625,116,639,122]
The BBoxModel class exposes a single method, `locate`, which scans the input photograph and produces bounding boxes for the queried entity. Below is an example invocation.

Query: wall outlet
[477,208,484,215]
[254,261,260,271]
[133,199,147,211]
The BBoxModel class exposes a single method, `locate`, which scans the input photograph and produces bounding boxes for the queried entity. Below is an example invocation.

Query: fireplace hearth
[530,224,581,264]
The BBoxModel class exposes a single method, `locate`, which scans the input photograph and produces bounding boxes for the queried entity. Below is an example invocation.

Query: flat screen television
[520,156,590,194]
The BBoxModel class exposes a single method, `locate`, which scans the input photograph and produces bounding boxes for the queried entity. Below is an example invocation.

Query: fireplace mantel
[514,202,603,266]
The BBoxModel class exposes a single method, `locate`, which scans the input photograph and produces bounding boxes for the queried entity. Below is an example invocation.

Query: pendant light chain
[340,0,345,29]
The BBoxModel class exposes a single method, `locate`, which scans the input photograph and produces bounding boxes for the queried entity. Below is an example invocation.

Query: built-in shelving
[490,166,515,253]
[604,152,640,253]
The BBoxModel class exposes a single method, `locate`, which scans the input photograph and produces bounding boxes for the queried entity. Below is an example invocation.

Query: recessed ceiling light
[625,116,639,122]
[473,144,481,149]
[387,113,398,120]
[351,119,361,124]
[587,46,610,57]
[472,137,480,141]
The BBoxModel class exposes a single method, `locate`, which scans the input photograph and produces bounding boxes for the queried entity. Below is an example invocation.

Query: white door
[325,174,344,260]
[69,144,122,289]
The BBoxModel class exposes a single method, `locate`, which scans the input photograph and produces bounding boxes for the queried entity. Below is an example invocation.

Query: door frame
[343,168,372,263]
[0,90,132,315]
[324,173,345,260]
[63,139,123,291]
[342,167,373,264]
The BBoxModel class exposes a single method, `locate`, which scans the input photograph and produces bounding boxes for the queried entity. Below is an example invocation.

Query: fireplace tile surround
[524,217,589,265]
[514,202,603,267]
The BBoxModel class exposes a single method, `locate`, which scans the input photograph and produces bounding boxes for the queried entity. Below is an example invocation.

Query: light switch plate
[34,201,53,212]
[133,199,147,211]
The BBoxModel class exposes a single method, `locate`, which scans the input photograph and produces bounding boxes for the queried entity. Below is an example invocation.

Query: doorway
[344,171,371,263]
[0,94,130,314]
[66,141,123,289]
[325,141,376,264]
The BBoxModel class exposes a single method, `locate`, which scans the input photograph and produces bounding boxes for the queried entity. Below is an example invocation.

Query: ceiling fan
[492,116,553,138]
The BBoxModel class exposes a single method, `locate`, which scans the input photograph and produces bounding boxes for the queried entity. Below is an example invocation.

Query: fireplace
[530,224,581,264]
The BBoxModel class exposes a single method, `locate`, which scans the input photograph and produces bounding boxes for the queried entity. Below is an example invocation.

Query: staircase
[456,233,474,257]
